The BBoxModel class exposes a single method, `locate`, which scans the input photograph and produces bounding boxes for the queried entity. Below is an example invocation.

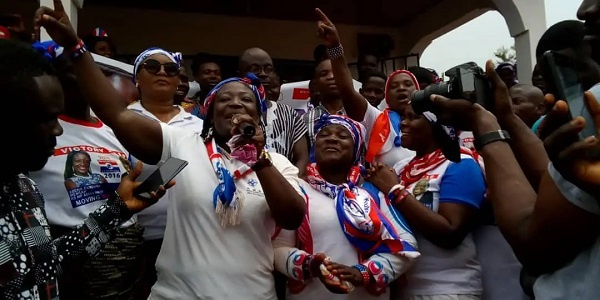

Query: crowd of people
[1,0,600,299]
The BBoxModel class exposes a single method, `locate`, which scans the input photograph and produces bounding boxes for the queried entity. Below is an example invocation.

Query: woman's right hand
[310,253,350,294]
[34,0,79,48]
[315,8,341,47]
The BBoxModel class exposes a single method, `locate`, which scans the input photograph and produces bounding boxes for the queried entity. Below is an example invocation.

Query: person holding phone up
[35,1,306,299]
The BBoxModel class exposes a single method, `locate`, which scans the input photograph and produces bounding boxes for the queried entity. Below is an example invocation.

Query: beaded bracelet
[352,264,371,286]
[326,44,344,60]
[70,39,88,60]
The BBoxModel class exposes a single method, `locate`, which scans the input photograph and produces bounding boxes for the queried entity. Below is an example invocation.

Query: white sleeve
[271,153,304,196]
[159,122,195,163]
[273,229,310,281]
[362,104,384,142]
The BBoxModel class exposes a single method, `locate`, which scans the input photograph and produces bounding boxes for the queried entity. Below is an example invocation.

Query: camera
[411,62,493,115]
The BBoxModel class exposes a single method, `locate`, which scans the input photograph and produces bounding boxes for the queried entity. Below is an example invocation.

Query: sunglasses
[141,59,180,77]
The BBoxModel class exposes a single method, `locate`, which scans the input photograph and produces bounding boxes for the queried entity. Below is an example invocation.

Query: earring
[135,82,139,87]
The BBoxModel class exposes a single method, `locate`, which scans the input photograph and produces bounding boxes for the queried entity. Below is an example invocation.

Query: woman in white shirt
[122,47,205,298]
[38,10,307,298]
[367,106,487,300]
[315,9,415,167]
[274,114,420,300]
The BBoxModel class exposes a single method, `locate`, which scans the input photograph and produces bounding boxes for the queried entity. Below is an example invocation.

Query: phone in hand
[543,50,597,140]
[133,157,188,200]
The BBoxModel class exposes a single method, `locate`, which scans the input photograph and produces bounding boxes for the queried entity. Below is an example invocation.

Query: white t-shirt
[128,101,204,240]
[29,115,134,227]
[392,154,486,297]
[274,181,417,300]
[362,104,415,167]
[149,123,302,300]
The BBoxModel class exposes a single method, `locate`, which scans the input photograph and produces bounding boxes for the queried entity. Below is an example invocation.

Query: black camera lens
[411,83,450,115]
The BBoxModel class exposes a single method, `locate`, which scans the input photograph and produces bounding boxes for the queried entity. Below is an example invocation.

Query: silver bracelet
[326,44,344,60]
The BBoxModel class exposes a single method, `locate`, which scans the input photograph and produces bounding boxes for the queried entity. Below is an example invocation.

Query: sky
[420,0,584,77]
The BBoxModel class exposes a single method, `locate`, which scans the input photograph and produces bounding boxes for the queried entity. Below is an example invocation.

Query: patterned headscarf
[203,73,267,113]
[310,114,365,165]
[32,40,64,61]
[133,47,182,82]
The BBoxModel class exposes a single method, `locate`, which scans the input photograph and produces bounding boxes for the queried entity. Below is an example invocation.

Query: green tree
[494,45,516,64]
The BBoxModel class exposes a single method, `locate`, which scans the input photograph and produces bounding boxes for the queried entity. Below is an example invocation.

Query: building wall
[77,6,405,63]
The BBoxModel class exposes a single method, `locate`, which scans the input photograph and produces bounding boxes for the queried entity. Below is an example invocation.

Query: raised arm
[35,0,163,164]
[315,8,368,121]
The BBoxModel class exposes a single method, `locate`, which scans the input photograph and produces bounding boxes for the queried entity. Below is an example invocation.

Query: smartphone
[543,50,597,140]
[133,157,188,199]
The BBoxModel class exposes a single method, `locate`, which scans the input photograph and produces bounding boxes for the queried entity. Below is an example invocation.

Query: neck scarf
[365,70,419,163]
[133,47,182,82]
[203,73,267,113]
[205,138,253,227]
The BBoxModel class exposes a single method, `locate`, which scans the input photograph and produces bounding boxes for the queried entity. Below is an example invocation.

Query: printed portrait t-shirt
[29,115,134,228]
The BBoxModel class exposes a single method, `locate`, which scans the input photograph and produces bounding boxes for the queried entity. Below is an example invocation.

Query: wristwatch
[251,149,273,171]
[474,130,511,151]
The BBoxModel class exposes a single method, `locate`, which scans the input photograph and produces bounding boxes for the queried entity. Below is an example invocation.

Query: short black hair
[358,52,379,64]
[360,70,387,84]
[407,66,436,85]
[0,39,57,116]
[536,20,584,59]
[191,52,220,77]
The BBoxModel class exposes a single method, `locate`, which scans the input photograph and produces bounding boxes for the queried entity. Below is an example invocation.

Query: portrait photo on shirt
[61,148,123,208]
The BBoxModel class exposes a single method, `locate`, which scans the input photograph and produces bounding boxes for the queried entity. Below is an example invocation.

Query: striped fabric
[263,101,308,160]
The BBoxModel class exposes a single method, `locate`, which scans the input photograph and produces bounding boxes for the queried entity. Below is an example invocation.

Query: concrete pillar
[39,0,83,41]
[492,0,546,84]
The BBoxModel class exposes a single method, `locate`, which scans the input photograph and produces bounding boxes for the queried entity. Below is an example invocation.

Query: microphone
[239,122,256,137]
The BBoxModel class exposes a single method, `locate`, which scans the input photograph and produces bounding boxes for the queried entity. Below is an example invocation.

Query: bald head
[238,47,275,87]
[510,84,546,127]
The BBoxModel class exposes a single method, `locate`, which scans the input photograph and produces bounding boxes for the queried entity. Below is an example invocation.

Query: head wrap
[32,40,64,61]
[133,47,182,82]
[204,73,267,113]
[365,69,419,163]
[311,114,365,165]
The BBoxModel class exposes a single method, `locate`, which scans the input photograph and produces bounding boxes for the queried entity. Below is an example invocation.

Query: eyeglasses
[141,59,180,77]
[248,64,275,75]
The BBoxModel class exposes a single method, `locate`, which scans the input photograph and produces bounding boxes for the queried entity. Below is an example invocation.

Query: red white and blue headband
[133,47,182,82]
[311,114,366,165]
[203,73,267,113]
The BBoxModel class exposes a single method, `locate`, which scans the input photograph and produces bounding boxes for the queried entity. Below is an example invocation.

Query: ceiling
[84,0,442,27]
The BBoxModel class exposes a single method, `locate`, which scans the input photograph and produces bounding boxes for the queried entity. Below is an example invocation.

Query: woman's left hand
[366,163,400,194]
[326,261,365,287]
[230,114,265,155]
